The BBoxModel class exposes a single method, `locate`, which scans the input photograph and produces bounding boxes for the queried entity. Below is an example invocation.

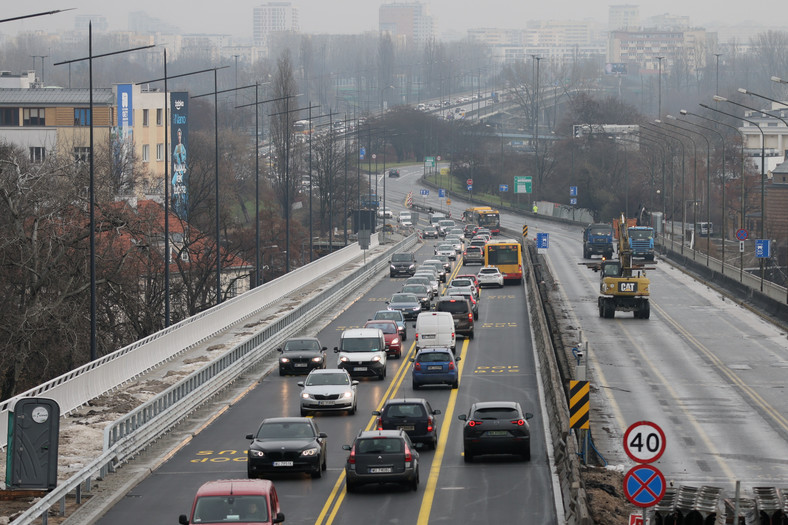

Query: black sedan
[386,293,422,321]
[277,337,327,375]
[373,398,441,449]
[457,401,533,462]
[401,283,432,310]
[421,226,439,239]
[246,417,327,479]
[343,429,420,492]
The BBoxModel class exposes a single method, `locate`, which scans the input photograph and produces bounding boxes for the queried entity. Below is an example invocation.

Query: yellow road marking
[417,338,470,525]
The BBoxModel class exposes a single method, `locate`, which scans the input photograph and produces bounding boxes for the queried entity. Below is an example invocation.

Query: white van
[334,328,388,380]
[414,312,456,352]
[399,211,413,227]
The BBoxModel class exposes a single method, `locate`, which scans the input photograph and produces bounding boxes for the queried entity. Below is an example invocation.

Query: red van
[178,479,284,524]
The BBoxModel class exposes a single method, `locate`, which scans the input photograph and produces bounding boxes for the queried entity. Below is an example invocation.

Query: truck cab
[627,227,655,261]
[582,223,614,259]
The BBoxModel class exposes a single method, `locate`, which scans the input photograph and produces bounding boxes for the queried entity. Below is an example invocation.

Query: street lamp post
[639,128,671,237]
[706,98,767,291]
[667,114,726,268]
[656,56,664,119]
[646,121,686,250]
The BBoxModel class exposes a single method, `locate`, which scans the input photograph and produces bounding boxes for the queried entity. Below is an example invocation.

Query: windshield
[374,311,402,322]
[437,300,469,313]
[589,226,612,235]
[479,268,498,275]
[193,495,269,523]
[305,372,350,386]
[342,337,383,352]
[256,421,315,439]
[391,254,413,262]
[365,321,397,334]
[629,229,653,240]
[283,339,320,352]
[416,351,452,363]
[402,285,428,295]
[391,293,417,303]
[451,279,473,287]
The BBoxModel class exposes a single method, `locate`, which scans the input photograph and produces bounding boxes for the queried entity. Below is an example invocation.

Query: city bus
[474,209,501,234]
[483,238,523,284]
[463,206,492,223]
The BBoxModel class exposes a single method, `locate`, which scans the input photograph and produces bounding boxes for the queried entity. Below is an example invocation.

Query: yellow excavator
[582,213,652,319]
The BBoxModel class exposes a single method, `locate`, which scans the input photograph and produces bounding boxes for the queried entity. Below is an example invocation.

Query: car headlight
[339,356,350,363]
[390,264,396,270]
[408,264,415,269]
[301,448,319,456]
[371,356,382,362]
[311,356,323,362]
[341,390,353,399]
[280,357,290,363]
[391,338,399,345]
[250,450,265,457]
[301,392,311,399]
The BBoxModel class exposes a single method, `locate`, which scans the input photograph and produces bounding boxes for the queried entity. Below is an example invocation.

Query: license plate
[398,425,415,431]
[369,467,392,473]
[294,363,308,367]
[319,400,334,406]
[421,334,435,339]
[486,430,510,437]
[353,366,367,371]
[427,365,443,371]
[273,461,294,467]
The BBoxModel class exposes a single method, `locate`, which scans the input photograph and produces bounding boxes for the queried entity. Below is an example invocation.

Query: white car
[434,244,456,260]
[477,266,504,288]
[298,369,358,416]
[445,235,464,253]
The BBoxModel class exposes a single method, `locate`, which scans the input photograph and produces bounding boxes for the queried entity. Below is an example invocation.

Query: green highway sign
[515,175,532,194]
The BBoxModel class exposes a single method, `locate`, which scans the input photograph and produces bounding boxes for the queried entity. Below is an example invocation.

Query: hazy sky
[4,1,782,38]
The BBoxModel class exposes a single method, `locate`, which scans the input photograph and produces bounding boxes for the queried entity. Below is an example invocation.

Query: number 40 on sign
[623,421,666,463]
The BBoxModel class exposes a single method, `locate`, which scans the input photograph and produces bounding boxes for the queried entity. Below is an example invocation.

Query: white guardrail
[0,234,388,449]
[11,233,417,525]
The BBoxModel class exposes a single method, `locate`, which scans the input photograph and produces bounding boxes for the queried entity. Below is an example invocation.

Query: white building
[253,2,300,47]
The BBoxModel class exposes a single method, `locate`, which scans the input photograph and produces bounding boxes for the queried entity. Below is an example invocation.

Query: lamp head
[654,119,662,124]
[738,88,749,95]
[771,76,783,83]
[666,114,677,120]
[713,95,727,102]
[679,109,688,115]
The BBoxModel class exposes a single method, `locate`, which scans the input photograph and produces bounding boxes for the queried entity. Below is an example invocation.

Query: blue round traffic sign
[735,229,749,241]
[623,465,666,508]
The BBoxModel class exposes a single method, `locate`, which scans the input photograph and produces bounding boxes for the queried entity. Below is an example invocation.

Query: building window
[74,108,91,126]
[0,108,19,126]
[73,147,91,162]
[143,109,149,126]
[156,143,164,161]
[156,108,163,126]
[142,144,150,162]
[29,147,46,163]
[23,108,45,126]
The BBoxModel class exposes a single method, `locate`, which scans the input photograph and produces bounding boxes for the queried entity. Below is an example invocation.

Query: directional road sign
[756,239,771,258]
[570,198,577,205]
[570,186,578,197]
[735,229,748,241]
[359,147,366,159]
[514,176,532,194]
[499,184,508,192]
[439,189,446,198]
[623,421,666,463]
[466,184,473,191]
[623,465,666,508]
[420,189,429,196]
[536,232,549,250]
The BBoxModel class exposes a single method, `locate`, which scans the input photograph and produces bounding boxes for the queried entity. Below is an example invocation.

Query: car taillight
[414,362,422,371]
[348,446,356,464]
[451,332,455,339]
[377,418,383,430]
[468,420,483,427]
[448,361,455,371]
[511,419,526,426]
[468,312,473,322]
[404,443,412,463]
[427,416,434,432]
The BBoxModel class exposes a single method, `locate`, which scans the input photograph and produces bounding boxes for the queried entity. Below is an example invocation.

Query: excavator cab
[601,260,622,278]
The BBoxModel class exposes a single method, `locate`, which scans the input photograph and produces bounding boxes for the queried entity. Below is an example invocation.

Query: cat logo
[619,282,637,293]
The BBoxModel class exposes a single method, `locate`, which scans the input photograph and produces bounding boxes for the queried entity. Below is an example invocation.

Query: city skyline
[2,0,784,41]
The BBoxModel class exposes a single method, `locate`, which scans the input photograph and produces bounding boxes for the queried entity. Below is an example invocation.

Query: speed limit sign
[623,421,666,463]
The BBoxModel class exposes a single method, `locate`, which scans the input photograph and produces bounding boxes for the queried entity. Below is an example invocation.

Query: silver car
[445,235,464,254]
[435,244,456,260]
[299,369,358,416]
[421,260,447,282]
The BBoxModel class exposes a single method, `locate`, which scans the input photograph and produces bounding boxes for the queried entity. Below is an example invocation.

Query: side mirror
[455,356,462,362]
[351,380,359,386]
[525,412,534,420]
[245,433,254,440]
[297,382,304,387]
[342,444,352,451]
[372,410,381,416]
[319,432,328,439]
[409,358,415,362]
[277,348,283,353]
[334,347,339,353]
[457,414,467,421]
[433,409,442,415]
[322,346,328,351]
[273,512,285,524]
[179,515,190,525]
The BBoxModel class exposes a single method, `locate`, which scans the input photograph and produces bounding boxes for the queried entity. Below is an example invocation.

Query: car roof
[307,368,349,375]
[195,479,275,498]
[383,397,430,406]
[285,337,321,343]
[261,416,315,424]
[470,401,521,411]
[342,328,383,338]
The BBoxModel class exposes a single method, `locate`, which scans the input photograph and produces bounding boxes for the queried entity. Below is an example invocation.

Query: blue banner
[170,92,189,219]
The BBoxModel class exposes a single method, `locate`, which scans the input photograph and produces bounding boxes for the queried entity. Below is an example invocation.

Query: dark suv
[390,252,417,277]
[372,398,441,449]
[434,297,474,339]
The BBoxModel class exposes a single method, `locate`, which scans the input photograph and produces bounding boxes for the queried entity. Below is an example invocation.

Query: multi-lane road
[97,213,559,523]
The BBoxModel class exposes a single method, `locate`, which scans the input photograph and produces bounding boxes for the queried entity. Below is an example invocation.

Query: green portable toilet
[5,398,59,490]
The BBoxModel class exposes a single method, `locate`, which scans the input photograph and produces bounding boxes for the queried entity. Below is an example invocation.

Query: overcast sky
[4,1,780,38]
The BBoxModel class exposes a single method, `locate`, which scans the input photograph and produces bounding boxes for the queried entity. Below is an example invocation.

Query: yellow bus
[462,206,492,223]
[474,209,501,234]
[484,238,523,284]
